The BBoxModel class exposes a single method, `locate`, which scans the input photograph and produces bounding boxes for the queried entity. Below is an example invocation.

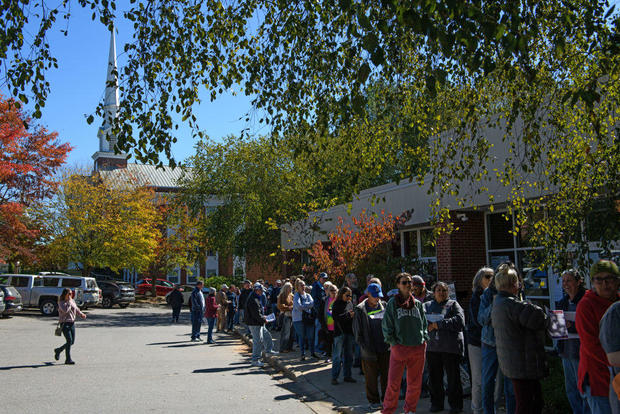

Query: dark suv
[0,285,23,317]
[98,280,135,308]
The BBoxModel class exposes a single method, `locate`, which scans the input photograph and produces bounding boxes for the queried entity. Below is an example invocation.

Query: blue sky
[17,6,256,168]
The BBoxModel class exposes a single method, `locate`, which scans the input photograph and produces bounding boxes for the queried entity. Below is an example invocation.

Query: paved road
[0,307,319,413]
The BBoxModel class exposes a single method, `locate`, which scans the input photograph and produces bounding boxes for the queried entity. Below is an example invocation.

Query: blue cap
[319,272,328,280]
[365,283,383,298]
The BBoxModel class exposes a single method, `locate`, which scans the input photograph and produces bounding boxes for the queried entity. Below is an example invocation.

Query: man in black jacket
[168,285,184,323]
[238,280,252,334]
[246,283,276,367]
[353,282,390,411]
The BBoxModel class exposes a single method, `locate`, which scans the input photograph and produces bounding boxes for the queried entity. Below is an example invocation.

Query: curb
[232,327,364,414]
[232,327,298,381]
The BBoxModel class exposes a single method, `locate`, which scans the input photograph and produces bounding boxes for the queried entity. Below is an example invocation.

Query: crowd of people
[161,259,619,414]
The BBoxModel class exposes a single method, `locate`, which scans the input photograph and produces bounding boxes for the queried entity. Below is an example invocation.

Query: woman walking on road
[54,288,86,365]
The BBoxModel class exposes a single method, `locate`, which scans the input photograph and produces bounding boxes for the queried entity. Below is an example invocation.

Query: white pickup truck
[0,274,100,315]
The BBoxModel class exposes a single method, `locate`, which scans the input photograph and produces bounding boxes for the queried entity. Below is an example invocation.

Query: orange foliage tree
[0,96,71,267]
[304,209,409,285]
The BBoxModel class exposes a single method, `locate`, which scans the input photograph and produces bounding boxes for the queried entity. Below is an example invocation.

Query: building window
[487,213,514,250]
[167,268,180,285]
[400,228,437,281]
[187,263,199,284]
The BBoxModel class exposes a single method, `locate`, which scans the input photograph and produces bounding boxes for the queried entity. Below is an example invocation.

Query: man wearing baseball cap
[412,275,433,303]
[246,282,277,366]
[576,259,620,413]
[353,282,390,411]
[312,272,329,352]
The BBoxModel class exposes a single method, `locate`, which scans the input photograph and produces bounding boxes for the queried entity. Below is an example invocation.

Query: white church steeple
[93,26,127,171]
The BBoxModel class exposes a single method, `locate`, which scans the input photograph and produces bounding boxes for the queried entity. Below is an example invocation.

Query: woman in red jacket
[575,260,620,414]
[204,288,220,344]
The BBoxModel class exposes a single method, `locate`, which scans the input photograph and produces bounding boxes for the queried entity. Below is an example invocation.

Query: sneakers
[206,340,215,344]
[65,360,75,365]
[251,360,264,367]
[343,377,357,383]
[190,338,198,342]
[368,403,382,411]
[54,348,61,361]
[265,350,279,355]
[196,337,203,342]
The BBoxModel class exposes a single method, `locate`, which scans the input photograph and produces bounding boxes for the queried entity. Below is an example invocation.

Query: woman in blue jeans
[331,286,357,384]
[292,278,316,361]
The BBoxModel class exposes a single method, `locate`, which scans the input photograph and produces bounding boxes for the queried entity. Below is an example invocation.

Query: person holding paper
[353,282,390,411]
[381,272,429,414]
[492,264,548,414]
[555,269,589,414]
[423,281,466,413]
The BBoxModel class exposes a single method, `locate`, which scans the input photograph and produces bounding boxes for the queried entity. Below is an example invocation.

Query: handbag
[55,322,63,336]
[302,308,317,325]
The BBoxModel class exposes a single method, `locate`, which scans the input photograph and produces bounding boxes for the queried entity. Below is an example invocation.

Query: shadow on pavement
[193,366,242,374]
[77,311,174,328]
[0,362,55,370]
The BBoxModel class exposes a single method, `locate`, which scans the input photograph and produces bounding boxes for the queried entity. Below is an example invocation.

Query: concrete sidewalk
[234,325,474,414]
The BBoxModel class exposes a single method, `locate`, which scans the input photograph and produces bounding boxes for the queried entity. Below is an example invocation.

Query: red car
[135,279,175,296]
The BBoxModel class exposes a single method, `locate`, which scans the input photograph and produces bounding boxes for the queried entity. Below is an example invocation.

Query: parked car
[98,280,135,308]
[0,274,100,316]
[0,285,23,317]
[0,288,5,315]
[135,278,175,296]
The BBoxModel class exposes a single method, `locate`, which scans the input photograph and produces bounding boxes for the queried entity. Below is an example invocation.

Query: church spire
[93,25,127,171]
[102,26,119,134]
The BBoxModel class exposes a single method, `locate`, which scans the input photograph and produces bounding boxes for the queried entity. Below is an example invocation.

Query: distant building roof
[99,163,192,191]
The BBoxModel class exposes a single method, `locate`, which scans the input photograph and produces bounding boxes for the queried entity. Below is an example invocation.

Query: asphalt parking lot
[0,306,320,413]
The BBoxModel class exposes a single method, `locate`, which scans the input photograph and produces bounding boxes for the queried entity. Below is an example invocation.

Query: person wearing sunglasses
[331,286,357,384]
[424,281,466,413]
[576,259,620,414]
[381,272,428,414]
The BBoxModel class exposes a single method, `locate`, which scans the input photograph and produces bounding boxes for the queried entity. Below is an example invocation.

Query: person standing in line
[269,279,282,329]
[311,272,328,353]
[190,281,205,342]
[412,273,433,398]
[381,272,429,414]
[424,281,466,413]
[226,284,236,332]
[353,282,390,411]
[576,260,620,414]
[246,282,276,367]
[556,269,590,414]
[215,284,229,332]
[204,287,219,344]
[293,278,316,361]
[478,263,516,414]
[233,286,241,326]
[54,288,87,365]
[600,299,620,414]
[492,264,548,414]
[169,284,184,323]
[467,267,494,414]
[323,282,338,359]
[238,280,252,334]
[331,286,357,385]
[277,282,295,353]
[342,273,363,368]
[412,275,433,303]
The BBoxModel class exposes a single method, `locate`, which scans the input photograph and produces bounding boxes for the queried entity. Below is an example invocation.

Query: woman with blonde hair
[277,282,295,352]
[54,288,87,365]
